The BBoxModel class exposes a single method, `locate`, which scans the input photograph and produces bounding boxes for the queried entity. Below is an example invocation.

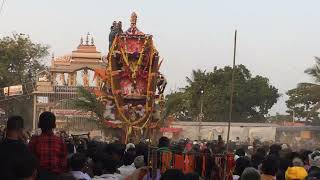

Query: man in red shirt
[28,111,67,180]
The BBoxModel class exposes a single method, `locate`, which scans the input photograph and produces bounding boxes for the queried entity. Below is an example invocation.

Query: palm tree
[65,87,122,138]
[163,69,207,121]
[67,86,104,122]
[294,57,320,119]
[304,57,320,82]
[185,69,207,93]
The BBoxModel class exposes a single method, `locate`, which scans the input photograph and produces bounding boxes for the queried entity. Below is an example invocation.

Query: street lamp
[292,95,298,123]
[198,90,204,140]
[200,90,204,116]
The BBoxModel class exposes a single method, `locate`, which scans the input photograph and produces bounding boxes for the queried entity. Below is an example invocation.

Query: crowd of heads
[2,112,320,180]
[232,144,320,180]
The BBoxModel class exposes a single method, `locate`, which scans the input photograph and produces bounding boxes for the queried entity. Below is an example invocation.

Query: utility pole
[224,30,237,180]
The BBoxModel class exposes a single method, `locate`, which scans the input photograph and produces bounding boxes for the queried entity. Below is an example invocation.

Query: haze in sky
[1,0,320,115]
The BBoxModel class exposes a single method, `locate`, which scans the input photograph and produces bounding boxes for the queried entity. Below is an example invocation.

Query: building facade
[32,34,106,135]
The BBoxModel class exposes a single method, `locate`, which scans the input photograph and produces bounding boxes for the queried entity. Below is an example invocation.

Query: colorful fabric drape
[173,154,184,170]
[184,154,195,174]
[161,152,172,173]
[155,149,234,180]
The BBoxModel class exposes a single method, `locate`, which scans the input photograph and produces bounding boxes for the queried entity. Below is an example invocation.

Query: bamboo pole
[224,30,237,180]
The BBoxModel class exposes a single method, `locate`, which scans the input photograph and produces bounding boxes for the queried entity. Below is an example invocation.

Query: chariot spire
[130,12,138,28]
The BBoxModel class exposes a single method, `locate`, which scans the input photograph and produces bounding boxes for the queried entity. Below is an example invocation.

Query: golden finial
[130,12,137,27]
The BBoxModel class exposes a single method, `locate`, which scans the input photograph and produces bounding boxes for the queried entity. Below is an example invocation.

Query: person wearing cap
[134,155,145,169]
[0,116,35,180]
[247,146,254,159]
[292,157,304,167]
[281,144,289,150]
[307,151,320,179]
[124,156,147,180]
[28,111,67,179]
[125,143,135,152]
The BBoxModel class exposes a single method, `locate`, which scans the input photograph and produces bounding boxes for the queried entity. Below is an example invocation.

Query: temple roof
[50,33,105,72]
[72,33,101,59]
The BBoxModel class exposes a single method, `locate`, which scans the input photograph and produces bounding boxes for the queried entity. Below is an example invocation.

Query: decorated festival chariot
[94,12,167,142]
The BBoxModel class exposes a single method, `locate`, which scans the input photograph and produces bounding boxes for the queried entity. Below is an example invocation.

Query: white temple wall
[170,123,276,142]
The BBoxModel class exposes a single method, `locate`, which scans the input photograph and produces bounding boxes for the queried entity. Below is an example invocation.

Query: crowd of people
[1,112,320,180]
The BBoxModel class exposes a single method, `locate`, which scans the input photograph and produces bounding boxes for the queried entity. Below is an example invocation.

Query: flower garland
[108,35,158,142]
[108,36,131,125]
[119,36,149,80]
[131,46,155,126]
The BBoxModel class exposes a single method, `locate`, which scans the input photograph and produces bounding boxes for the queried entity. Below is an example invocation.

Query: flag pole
[224,30,237,180]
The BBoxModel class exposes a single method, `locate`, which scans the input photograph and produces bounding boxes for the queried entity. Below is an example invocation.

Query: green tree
[286,57,320,123]
[0,33,49,128]
[0,33,49,87]
[164,92,192,121]
[165,65,280,122]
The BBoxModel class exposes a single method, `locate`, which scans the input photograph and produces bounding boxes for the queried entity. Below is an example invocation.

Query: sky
[1,0,320,115]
